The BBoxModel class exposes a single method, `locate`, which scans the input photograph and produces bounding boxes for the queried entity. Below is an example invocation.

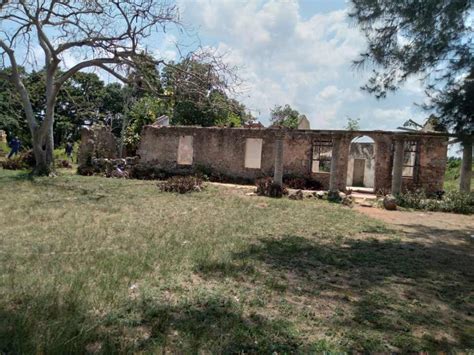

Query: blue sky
[168,0,431,130]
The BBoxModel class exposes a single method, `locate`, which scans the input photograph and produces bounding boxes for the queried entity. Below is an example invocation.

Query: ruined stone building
[136,126,450,194]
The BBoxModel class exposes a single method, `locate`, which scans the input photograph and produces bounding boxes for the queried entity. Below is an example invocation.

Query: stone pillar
[273,136,284,186]
[329,136,341,192]
[391,138,404,195]
[460,137,473,193]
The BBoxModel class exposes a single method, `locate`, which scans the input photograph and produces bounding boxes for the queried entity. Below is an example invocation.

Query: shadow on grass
[398,223,474,250]
[0,293,311,354]
[196,231,474,351]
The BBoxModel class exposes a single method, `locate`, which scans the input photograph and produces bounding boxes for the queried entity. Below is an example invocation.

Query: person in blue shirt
[7,136,20,158]
[65,142,73,161]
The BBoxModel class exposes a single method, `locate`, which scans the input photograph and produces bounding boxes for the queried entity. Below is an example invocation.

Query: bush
[1,157,26,170]
[158,176,203,194]
[256,177,288,198]
[396,189,474,214]
[283,175,323,190]
[1,150,35,170]
[57,159,72,169]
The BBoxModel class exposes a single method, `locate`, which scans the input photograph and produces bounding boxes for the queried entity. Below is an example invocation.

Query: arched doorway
[346,135,375,192]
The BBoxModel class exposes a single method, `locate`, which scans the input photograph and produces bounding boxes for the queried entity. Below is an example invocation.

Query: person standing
[65,142,73,161]
[7,136,20,158]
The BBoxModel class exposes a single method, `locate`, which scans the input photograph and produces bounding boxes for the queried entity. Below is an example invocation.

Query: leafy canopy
[270,104,306,129]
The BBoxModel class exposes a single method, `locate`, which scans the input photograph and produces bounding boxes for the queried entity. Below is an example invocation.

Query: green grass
[444,158,474,191]
[0,169,473,353]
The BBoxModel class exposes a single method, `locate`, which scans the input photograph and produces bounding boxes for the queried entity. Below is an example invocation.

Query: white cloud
[177,0,427,130]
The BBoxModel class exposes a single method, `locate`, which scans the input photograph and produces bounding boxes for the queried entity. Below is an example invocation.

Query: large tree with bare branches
[0,0,181,175]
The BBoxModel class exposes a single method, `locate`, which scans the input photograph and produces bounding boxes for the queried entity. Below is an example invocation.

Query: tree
[345,117,360,131]
[0,67,29,144]
[123,96,172,152]
[270,104,304,128]
[428,69,473,134]
[0,0,179,175]
[350,0,473,133]
[162,58,249,127]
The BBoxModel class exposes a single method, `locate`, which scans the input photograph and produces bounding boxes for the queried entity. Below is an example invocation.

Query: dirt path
[355,205,474,248]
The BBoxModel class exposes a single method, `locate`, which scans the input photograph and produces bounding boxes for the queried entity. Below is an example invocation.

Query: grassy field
[0,169,473,353]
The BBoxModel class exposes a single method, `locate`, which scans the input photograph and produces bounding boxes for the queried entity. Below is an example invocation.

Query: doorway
[352,158,365,186]
[346,135,375,192]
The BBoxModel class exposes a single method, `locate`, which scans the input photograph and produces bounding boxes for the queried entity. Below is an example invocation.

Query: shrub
[396,189,474,214]
[1,150,35,170]
[256,177,288,198]
[57,159,72,169]
[283,175,323,190]
[1,157,26,170]
[158,176,203,194]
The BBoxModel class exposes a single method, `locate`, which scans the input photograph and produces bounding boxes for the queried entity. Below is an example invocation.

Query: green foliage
[1,58,250,154]
[351,0,472,97]
[350,0,473,133]
[158,175,204,193]
[0,67,29,145]
[444,157,474,191]
[345,117,361,130]
[123,96,172,152]
[163,59,251,127]
[428,70,474,134]
[270,104,305,128]
[396,189,474,214]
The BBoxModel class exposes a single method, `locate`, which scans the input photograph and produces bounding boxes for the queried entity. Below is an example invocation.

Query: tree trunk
[32,100,56,176]
[460,137,472,193]
[32,129,55,176]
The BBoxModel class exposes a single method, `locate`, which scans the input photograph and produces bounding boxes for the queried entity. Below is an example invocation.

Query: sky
[165,0,431,130]
[1,0,433,132]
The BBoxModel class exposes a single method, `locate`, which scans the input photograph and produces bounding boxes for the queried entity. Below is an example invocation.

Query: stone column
[391,138,404,195]
[273,135,284,186]
[329,136,341,192]
[460,137,473,193]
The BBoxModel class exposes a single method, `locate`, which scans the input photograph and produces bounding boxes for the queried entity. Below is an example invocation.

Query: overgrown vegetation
[0,150,35,170]
[396,189,474,214]
[158,175,204,193]
[444,156,474,191]
[255,177,288,197]
[0,169,473,352]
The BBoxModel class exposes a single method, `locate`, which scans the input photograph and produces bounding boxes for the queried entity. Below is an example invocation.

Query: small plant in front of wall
[396,189,474,214]
[255,177,288,198]
[158,175,204,194]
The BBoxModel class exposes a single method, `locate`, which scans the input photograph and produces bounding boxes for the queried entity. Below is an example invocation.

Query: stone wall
[78,126,118,171]
[136,126,449,193]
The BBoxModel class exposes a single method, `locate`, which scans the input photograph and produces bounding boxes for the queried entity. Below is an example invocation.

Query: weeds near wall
[256,177,288,198]
[0,150,35,170]
[158,176,204,194]
[283,175,323,191]
[396,189,474,214]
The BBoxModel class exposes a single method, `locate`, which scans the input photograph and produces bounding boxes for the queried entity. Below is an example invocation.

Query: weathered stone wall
[78,126,118,170]
[136,126,448,193]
